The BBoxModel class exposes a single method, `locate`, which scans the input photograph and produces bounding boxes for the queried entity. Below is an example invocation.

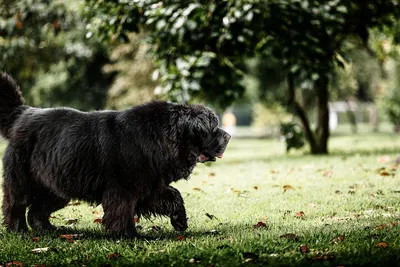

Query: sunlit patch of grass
[0,132,400,266]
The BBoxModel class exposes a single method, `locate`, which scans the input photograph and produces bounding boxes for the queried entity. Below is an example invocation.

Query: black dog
[0,72,230,237]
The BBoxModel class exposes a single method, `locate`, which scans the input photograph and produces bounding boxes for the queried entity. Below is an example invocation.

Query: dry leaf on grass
[242,252,258,263]
[283,185,294,193]
[376,242,388,248]
[5,261,24,267]
[299,244,308,254]
[377,155,390,163]
[188,258,201,264]
[32,247,58,253]
[32,237,39,243]
[59,234,83,243]
[176,235,185,240]
[93,218,102,223]
[107,253,121,260]
[323,171,334,177]
[205,213,217,220]
[330,235,345,244]
[192,187,204,192]
[280,233,297,240]
[92,211,103,216]
[296,211,305,218]
[253,222,267,228]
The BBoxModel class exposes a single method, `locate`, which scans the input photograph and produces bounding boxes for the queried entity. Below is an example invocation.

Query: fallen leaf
[330,235,345,244]
[299,244,308,254]
[280,233,297,240]
[32,247,58,253]
[283,185,294,192]
[92,211,103,216]
[176,235,184,240]
[205,213,217,220]
[32,237,39,243]
[107,253,121,260]
[229,236,233,243]
[377,155,390,163]
[253,222,267,228]
[188,258,201,264]
[242,252,258,263]
[323,171,334,177]
[5,261,24,267]
[59,234,83,242]
[380,171,390,176]
[208,172,216,177]
[308,203,317,208]
[93,218,102,223]
[376,224,388,231]
[192,187,203,191]
[376,242,388,248]
[296,211,305,218]
[253,186,258,190]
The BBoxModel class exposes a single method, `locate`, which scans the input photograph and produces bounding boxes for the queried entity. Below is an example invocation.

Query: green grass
[1,131,400,266]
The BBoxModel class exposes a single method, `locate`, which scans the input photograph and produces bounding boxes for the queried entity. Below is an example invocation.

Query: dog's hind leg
[2,182,29,232]
[2,149,30,232]
[101,187,137,238]
[27,185,69,231]
[137,186,188,232]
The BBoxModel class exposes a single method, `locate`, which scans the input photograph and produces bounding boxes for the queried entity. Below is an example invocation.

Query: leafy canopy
[86,0,399,108]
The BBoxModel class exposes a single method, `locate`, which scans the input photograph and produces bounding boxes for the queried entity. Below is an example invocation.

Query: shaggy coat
[0,72,230,237]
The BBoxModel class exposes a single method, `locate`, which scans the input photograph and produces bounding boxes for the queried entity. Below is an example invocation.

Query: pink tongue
[217,154,223,158]
[200,154,207,162]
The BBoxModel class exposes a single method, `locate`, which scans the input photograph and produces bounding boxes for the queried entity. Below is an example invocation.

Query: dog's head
[181,104,231,163]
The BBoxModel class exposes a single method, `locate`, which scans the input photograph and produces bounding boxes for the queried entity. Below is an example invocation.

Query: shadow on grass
[1,218,400,266]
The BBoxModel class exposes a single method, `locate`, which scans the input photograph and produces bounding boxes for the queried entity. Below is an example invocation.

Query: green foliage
[104,32,158,110]
[0,0,113,110]
[280,122,306,152]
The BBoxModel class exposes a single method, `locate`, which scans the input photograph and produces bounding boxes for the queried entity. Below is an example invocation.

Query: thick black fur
[0,72,230,237]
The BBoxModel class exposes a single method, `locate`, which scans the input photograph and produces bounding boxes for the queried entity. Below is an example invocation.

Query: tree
[0,0,114,110]
[86,0,400,153]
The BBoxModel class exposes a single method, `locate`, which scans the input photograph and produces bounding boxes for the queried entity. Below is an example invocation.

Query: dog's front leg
[136,186,188,232]
[101,188,137,238]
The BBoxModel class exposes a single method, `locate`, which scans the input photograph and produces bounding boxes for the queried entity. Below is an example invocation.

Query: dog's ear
[175,105,210,143]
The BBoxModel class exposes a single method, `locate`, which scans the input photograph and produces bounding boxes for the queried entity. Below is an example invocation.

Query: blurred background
[1,0,400,154]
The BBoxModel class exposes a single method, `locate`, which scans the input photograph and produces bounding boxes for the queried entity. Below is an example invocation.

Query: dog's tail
[0,72,25,139]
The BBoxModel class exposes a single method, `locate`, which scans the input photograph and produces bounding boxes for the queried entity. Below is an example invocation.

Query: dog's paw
[171,215,188,231]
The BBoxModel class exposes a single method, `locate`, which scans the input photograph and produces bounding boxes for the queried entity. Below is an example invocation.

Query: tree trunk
[287,74,319,153]
[287,74,330,154]
[314,75,330,154]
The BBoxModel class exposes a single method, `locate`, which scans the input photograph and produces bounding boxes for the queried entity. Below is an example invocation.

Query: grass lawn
[1,129,400,266]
